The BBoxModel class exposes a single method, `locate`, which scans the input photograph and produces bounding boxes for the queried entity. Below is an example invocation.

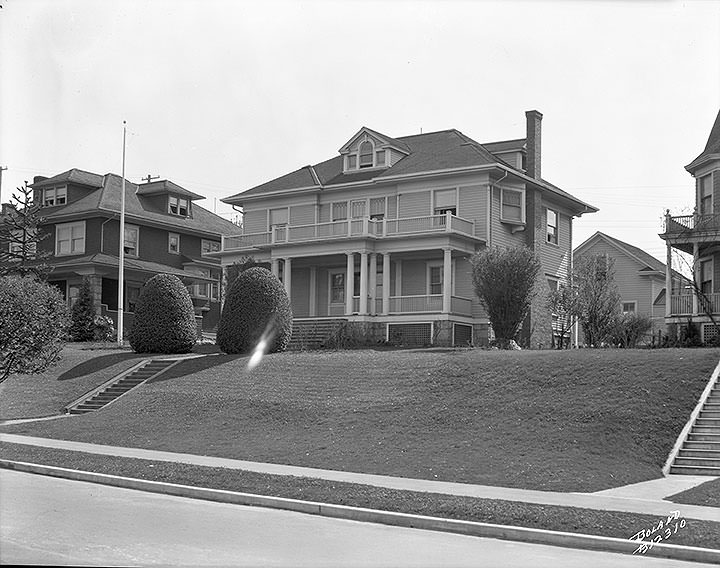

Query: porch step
[66,359,176,415]
[288,319,348,351]
[670,374,720,476]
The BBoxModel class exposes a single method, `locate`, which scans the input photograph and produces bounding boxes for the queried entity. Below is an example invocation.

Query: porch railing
[322,295,473,316]
[670,293,720,316]
[222,213,476,251]
[664,213,720,234]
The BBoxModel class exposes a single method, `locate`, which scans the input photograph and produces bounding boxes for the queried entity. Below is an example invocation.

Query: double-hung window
[434,189,457,217]
[124,225,139,256]
[56,221,85,255]
[169,196,189,216]
[546,209,558,245]
[501,188,524,223]
[332,202,347,222]
[622,301,636,314]
[701,259,713,296]
[369,197,386,220]
[700,175,713,217]
[168,232,180,254]
[428,264,443,295]
[201,239,221,255]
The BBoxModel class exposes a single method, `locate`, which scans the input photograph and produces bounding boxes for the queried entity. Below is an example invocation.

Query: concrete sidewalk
[1,433,718,522]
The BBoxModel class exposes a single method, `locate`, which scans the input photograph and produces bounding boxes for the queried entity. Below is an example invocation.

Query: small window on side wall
[501,189,524,223]
[546,209,558,245]
[168,232,180,254]
[622,301,636,314]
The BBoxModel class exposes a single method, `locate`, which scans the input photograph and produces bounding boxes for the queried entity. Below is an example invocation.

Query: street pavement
[2,469,716,568]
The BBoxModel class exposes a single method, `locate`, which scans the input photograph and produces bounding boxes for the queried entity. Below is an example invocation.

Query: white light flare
[246,319,277,371]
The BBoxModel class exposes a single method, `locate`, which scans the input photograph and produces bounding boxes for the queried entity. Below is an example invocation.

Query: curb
[2,459,719,565]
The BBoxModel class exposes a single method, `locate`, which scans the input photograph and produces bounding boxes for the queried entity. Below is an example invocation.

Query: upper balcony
[662,211,720,253]
[222,212,478,252]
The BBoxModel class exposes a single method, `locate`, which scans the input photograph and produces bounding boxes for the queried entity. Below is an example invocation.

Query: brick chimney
[525,110,543,180]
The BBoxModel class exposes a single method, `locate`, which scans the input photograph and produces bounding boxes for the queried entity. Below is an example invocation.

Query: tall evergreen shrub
[130,274,197,353]
[217,267,292,354]
[69,278,96,341]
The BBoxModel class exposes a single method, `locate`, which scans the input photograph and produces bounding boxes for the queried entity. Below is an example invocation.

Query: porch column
[443,248,452,314]
[346,252,354,315]
[359,252,369,314]
[309,266,317,317]
[693,241,700,316]
[382,253,391,315]
[665,240,672,318]
[369,253,377,315]
[271,258,280,279]
[283,257,292,299]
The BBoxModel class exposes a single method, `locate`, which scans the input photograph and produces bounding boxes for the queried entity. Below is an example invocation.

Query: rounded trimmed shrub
[129,273,197,354]
[217,266,292,354]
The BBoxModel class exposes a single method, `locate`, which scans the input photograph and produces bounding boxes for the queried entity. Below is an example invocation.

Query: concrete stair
[288,319,347,350]
[669,384,720,475]
[66,359,176,415]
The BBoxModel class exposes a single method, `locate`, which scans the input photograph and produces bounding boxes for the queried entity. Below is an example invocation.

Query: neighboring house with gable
[574,231,687,334]
[217,110,597,348]
[661,108,720,343]
[0,169,239,335]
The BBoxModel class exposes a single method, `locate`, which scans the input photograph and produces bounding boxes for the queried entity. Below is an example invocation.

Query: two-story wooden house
[661,108,720,343]
[19,169,239,334]
[575,232,688,336]
[218,111,597,347]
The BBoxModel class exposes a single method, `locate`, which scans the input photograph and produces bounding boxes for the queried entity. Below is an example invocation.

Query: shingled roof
[39,171,239,237]
[686,108,720,172]
[30,168,105,189]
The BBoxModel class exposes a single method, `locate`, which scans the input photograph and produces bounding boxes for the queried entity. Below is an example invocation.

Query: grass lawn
[1,348,718,493]
[2,442,719,550]
[0,345,148,420]
[668,479,720,508]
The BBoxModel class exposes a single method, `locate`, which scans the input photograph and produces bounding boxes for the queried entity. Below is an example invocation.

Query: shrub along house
[661,108,720,343]
[19,169,238,335]
[218,111,597,347]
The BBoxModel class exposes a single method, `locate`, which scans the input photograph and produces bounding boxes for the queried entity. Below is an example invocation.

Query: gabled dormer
[339,127,410,173]
[136,179,204,218]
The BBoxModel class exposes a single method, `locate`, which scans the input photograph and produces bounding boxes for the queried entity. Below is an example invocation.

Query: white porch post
[665,239,672,318]
[309,266,317,317]
[442,248,452,314]
[693,241,700,316]
[283,257,292,299]
[346,252,354,315]
[271,258,280,279]
[382,253,390,315]
[369,253,377,315]
[359,252,369,314]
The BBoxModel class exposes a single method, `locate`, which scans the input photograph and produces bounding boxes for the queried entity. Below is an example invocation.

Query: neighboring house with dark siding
[3,169,239,335]
[574,231,687,334]
[218,110,598,347]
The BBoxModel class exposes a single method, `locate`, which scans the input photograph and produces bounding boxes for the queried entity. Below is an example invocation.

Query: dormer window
[43,186,67,206]
[344,138,387,172]
[169,195,189,216]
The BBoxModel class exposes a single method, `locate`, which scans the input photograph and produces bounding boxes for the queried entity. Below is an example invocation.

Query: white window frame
[332,201,348,222]
[169,195,189,216]
[427,263,443,295]
[546,208,558,245]
[369,197,386,220]
[700,257,713,296]
[201,239,221,256]
[268,207,289,230]
[55,221,86,256]
[621,301,637,314]
[344,136,387,172]
[699,174,713,217]
[433,188,458,216]
[500,188,525,224]
[168,232,180,254]
[328,270,345,305]
[124,224,139,257]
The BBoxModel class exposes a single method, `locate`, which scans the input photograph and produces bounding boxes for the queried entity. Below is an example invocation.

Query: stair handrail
[64,359,151,413]
[662,358,720,475]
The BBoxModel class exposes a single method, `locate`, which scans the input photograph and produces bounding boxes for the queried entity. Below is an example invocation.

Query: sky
[1,0,719,264]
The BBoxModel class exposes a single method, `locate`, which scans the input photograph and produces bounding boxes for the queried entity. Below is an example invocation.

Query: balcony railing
[664,213,720,235]
[670,293,720,316]
[222,213,476,251]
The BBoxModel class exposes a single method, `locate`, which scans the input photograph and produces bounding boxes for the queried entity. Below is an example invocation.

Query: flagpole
[117,121,127,347]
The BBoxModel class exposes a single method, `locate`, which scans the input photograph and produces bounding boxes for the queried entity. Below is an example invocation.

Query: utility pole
[0,165,7,204]
[141,174,159,183]
[118,122,127,347]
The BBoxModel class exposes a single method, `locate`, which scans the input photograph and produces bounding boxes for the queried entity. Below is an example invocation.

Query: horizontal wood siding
[459,185,487,239]
[291,266,310,317]
[714,172,720,216]
[401,260,427,295]
[317,267,330,317]
[398,191,431,218]
[290,204,315,226]
[454,256,474,299]
[243,209,267,233]
[576,240,654,317]
[714,251,720,294]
